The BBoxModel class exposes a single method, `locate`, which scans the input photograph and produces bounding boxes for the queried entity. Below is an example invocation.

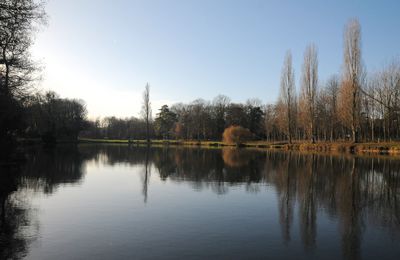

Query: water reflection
[21,146,87,193]
[142,146,151,203]
[0,167,28,260]
[266,153,400,259]
[1,166,42,259]
[1,146,87,259]
[1,145,400,259]
[80,145,400,258]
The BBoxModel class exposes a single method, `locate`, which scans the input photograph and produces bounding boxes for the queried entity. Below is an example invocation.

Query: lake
[1,145,400,259]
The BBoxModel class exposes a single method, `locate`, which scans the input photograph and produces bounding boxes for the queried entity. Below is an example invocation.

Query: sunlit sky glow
[31,0,400,119]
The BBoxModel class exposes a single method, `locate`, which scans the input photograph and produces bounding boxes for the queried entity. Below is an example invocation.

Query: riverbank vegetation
[0,0,87,155]
[1,1,400,157]
[82,19,400,147]
[78,138,400,155]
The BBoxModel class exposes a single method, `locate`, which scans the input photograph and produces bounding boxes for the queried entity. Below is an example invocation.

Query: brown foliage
[222,148,251,167]
[339,79,360,131]
[222,125,253,144]
[341,18,362,142]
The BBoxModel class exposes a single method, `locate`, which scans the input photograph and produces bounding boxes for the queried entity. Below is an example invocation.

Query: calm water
[1,145,400,259]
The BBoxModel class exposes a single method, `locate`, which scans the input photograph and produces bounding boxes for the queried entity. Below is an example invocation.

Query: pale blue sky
[32,0,400,118]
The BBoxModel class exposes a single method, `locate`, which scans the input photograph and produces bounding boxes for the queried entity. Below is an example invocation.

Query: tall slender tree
[341,18,362,143]
[279,51,296,144]
[300,44,318,143]
[141,83,151,142]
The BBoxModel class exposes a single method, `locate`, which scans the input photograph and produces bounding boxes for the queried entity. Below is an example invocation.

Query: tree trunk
[351,126,358,143]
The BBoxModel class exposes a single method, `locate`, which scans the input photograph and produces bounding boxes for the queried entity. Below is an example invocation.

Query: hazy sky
[31,0,400,118]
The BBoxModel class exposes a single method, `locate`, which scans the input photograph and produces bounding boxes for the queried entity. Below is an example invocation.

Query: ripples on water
[1,145,400,259]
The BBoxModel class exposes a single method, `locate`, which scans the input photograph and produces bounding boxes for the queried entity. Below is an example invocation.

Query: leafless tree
[325,75,340,140]
[374,60,400,140]
[141,83,152,142]
[279,50,297,144]
[300,44,318,142]
[212,95,230,137]
[0,0,46,99]
[341,18,363,142]
[0,0,46,145]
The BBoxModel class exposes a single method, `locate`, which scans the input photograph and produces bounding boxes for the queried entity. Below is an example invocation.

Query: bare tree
[212,94,230,137]
[0,0,46,98]
[300,44,318,142]
[368,79,378,141]
[279,51,296,144]
[341,18,362,142]
[0,0,46,146]
[325,75,340,140]
[141,83,151,142]
[374,60,400,140]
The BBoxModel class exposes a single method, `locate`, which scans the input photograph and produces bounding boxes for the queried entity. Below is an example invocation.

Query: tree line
[81,95,265,141]
[1,1,399,147]
[0,0,87,150]
[272,19,400,143]
[84,19,400,143]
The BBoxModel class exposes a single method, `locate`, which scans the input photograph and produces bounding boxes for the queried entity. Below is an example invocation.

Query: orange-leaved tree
[222,125,253,145]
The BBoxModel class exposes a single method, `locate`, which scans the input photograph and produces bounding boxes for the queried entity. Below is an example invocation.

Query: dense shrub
[222,125,253,145]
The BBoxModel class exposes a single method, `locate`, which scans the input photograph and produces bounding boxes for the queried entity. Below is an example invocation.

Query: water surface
[1,145,400,259]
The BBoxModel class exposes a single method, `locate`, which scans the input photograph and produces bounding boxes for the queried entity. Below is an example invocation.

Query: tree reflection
[222,148,251,167]
[261,151,400,256]
[298,154,317,251]
[274,152,296,244]
[142,145,151,203]
[74,145,400,256]
[337,157,363,260]
[83,144,400,252]
[21,145,87,194]
[0,145,88,259]
[3,145,398,258]
[0,166,37,260]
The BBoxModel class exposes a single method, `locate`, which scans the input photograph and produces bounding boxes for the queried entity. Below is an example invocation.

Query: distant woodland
[82,19,400,144]
[1,0,400,149]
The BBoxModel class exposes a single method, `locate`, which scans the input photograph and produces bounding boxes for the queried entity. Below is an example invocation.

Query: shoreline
[77,138,400,155]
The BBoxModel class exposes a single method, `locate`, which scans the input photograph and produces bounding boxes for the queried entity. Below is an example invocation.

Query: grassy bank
[79,138,229,147]
[79,138,284,148]
[293,142,400,154]
[78,138,400,155]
